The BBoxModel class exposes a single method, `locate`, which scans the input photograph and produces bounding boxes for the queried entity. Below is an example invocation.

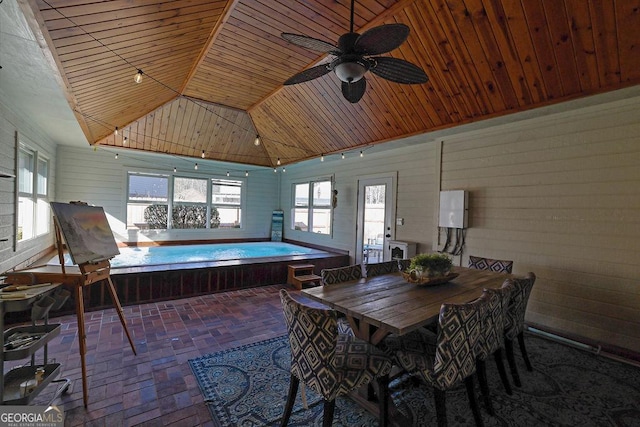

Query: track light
[245,171,249,177]
[321,154,324,162]
[134,69,143,83]
[226,171,230,177]
[114,153,118,159]
[273,168,277,173]
[277,158,281,165]
[360,150,364,157]
[123,136,128,144]
[194,163,198,170]
[173,167,177,173]
[254,135,260,146]
[341,153,345,159]
[282,167,286,173]
[201,150,205,159]
[114,126,118,136]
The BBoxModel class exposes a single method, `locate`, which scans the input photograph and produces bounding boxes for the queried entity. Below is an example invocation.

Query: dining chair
[382,294,489,427]
[468,255,514,274]
[504,272,537,387]
[365,260,398,277]
[474,280,514,415]
[397,258,412,272]
[279,289,392,427]
[320,264,363,285]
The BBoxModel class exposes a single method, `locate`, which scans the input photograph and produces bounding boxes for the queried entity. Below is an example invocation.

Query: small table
[287,264,321,290]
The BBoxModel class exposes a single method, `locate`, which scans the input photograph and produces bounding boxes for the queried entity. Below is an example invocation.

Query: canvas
[50,202,119,265]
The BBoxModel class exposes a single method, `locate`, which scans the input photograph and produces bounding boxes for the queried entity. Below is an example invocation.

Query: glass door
[356,175,396,264]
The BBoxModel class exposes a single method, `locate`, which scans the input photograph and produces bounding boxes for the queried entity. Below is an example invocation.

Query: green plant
[409,252,453,276]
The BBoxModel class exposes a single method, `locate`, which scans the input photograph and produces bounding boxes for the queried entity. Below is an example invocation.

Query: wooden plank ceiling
[26,0,640,167]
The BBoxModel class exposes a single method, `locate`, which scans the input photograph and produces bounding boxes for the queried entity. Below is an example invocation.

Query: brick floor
[8,284,298,426]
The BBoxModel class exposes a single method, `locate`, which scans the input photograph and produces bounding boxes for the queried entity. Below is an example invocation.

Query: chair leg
[322,399,336,427]
[494,348,513,395]
[434,389,448,427]
[377,374,390,427]
[280,375,299,427]
[518,332,533,371]
[465,376,484,427]
[476,359,495,416]
[504,337,522,387]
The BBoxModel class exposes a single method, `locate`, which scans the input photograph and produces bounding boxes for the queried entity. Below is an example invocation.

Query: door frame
[355,172,397,264]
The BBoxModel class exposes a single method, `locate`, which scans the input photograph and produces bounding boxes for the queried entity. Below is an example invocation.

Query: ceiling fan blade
[370,56,428,84]
[281,33,339,53]
[341,77,367,103]
[284,64,332,85]
[354,24,410,55]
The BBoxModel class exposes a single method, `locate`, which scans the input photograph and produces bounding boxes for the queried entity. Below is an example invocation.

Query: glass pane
[171,204,209,229]
[293,208,308,231]
[313,181,331,207]
[363,184,386,263]
[174,177,207,203]
[37,158,48,196]
[36,198,50,235]
[18,150,34,194]
[312,208,331,234]
[18,196,34,241]
[128,174,168,201]
[217,207,241,228]
[141,203,168,229]
[294,183,309,207]
[212,179,242,206]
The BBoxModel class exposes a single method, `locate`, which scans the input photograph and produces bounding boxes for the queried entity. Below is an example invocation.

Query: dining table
[301,265,514,425]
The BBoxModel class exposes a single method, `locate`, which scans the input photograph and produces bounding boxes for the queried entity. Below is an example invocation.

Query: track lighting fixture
[201,150,205,158]
[277,158,281,165]
[194,163,198,170]
[114,153,118,159]
[321,154,324,162]
[245,171,249,177]
[173,167,177,173]
[341,153,345,159]
[114,126,118,136]
[226,171,230,177]
[360,150,364,157]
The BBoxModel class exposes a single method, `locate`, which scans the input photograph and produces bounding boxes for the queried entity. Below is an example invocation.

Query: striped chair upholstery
[320,264,363,285]
[474,280,514,415]
[382,294,489,426]
[504,272,537,387]
[279,290,392,427]
[365,260,398,277]
[468,255,514,274]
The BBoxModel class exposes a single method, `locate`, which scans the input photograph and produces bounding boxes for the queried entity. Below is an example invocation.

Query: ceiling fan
[281,0,428,103]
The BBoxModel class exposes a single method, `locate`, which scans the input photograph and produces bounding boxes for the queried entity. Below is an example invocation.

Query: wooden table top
[302,266,512,338]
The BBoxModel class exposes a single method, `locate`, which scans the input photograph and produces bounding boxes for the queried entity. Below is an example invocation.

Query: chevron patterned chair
[474,280,514,416]
[397,258,412,272]
[468,255,514,274]
[382,294,489,427]
[504,272,537,387]
[365,260,399,277]
[279,289,393,427]
[320,264,363,285]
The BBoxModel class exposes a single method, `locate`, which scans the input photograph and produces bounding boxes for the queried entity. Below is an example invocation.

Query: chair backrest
[468,255,514,274]
[279,289,339,398]
[365,260,398,277]
[475,280,514,360]
[504,272,537,339]
[321,264,363,285]
[397,258,412,272]
[432,293,489,389]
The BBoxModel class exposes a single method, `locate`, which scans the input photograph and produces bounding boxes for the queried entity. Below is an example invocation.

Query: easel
[4,218,136,407]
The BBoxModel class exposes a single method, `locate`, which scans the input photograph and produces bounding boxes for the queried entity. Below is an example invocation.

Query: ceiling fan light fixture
[334,60,367,83]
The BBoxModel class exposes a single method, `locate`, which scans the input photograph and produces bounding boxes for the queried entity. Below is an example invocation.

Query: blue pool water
[52,242,327,268]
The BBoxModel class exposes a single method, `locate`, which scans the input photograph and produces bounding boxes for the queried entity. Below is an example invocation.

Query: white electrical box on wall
[439,190,468,229]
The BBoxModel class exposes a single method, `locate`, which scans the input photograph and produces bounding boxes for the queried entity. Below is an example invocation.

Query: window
[291,179,332,235]
[17,148,49,241]
[126,172,244,230]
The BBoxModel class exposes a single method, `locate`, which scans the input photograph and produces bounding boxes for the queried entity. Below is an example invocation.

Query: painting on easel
[50,202,120,265]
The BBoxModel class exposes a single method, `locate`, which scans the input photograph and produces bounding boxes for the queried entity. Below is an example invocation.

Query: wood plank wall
[439,96,640,354]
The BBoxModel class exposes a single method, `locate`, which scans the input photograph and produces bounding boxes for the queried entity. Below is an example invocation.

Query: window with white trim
[292,179,332,235]
[17,148,49,241]
[126,172,244,230]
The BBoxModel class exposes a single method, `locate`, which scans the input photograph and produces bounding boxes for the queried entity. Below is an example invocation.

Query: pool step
[287,264,322,290]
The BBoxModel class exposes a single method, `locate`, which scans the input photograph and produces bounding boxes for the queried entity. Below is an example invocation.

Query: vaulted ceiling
[21,0,640,167]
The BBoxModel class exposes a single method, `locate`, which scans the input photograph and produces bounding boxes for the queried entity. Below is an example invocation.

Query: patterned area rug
[189,334,640,426]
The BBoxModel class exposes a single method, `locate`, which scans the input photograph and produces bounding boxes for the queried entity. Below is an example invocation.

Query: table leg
[75,285,88,408]
[106,277,136,355]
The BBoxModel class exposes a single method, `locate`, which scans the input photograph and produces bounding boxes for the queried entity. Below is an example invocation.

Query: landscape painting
[50,202,120,265]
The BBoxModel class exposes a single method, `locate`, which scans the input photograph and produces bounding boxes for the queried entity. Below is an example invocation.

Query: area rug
[189,334,640,426]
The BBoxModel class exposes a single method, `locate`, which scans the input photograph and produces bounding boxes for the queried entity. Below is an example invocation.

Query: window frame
[291,176,334,235]
[16,145,50,242]
[125,170,245,231]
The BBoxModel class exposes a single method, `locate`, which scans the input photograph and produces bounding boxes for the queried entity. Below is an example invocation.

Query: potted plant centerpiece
[402,252,457,285]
